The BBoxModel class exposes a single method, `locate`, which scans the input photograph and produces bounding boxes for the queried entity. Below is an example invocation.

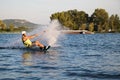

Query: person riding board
[22,31,47,50]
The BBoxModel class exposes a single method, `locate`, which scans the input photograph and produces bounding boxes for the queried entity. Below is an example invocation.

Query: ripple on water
[0,33,120,80]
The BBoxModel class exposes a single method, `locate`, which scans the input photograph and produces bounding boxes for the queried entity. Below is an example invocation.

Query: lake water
[0,33,120,80]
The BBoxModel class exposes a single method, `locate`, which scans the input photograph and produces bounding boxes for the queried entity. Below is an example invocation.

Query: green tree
[89,22,94,32]
[9,24,14,31]
[109,14,120,32]
[80,23,86,30]
[98,22,102,32]
[114,14,120,32]
[92,8,109,24]
[0,20,7,30]
[50,9,120,33]
[50,9,87,30]
[0,20,3,24]
[104,21,109,32]
[92,8,109,32]
[1,23,6,30]
[109,15,115,31]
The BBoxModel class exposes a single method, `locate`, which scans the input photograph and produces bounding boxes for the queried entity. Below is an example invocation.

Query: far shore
[0,32,20,34]
[0,30,118,34]
[61,30,94,34]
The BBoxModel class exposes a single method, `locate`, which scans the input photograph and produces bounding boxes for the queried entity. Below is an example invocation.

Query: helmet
[22,31,26,34]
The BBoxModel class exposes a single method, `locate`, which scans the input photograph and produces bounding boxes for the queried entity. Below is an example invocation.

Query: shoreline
[61,30,94,34]
[0,32,20,34]
[0,30,119,34]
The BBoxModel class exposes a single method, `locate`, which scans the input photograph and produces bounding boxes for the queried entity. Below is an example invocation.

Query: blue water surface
[0,33,120,80]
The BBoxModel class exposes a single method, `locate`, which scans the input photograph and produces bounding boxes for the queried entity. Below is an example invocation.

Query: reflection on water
[22,52,33,66]
[22,50,59,66]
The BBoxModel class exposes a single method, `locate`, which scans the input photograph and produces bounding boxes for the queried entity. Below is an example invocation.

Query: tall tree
[109,15,115,31]
[92,8,109,32]
[114,14,120,32]
[50,9,87,30]
[89,22,94,32]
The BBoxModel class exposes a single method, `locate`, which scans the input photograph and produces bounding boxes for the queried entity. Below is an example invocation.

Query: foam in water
[5,35,23,48]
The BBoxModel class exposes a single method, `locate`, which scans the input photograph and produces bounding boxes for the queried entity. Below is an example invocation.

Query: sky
[0,0,120,24]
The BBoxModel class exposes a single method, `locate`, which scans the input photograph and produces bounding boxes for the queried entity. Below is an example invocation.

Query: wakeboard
[40,45,51,51]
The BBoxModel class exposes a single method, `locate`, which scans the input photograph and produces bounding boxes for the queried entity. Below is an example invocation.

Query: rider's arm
[28,31,45,39]
[28,34,39,39]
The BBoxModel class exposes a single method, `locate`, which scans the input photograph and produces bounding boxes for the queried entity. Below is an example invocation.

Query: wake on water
[1,19,62,49]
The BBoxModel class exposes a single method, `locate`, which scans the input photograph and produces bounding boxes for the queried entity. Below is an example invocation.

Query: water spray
[44,19,61,46]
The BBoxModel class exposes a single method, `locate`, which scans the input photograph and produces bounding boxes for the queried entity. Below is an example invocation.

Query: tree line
[0,20,28,32]
[50,8,120,33]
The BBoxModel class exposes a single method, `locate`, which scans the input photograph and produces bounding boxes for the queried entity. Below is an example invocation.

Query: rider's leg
[34,41,44,48]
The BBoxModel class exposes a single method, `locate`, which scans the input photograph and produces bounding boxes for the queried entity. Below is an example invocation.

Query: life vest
[23,39,32,47]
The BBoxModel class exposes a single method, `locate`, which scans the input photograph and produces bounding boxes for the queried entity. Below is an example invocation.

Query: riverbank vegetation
[50,8,120,33]
[0,19,38,33]
[0,20,29,33]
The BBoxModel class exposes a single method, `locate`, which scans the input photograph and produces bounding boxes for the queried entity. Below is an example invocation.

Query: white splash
[44,19,61,46]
